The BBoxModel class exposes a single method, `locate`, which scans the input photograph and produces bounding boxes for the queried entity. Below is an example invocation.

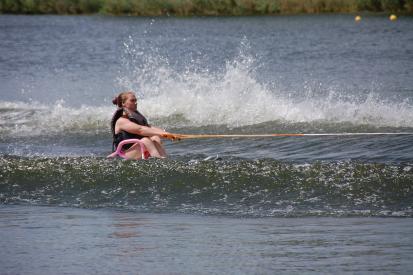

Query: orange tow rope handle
[161,133,305,140]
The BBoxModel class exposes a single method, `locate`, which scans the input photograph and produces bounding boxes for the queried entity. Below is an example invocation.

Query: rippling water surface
[1,206,413,274]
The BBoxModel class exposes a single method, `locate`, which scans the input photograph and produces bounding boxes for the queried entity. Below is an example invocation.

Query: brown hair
[112,91,134,108]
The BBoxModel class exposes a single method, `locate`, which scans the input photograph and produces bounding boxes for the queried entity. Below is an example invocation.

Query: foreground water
[1,15,412,273]
[1,205,413,274]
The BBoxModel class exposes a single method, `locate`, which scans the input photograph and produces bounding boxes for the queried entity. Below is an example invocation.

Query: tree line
[1,0,412,16]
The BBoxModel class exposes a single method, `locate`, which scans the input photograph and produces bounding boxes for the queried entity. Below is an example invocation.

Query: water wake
[1,156,412,217]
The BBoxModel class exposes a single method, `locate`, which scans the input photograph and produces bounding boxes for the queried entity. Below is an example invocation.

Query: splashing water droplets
[2,39,412,139]
[115,37,413,129]
[117,37,280,127]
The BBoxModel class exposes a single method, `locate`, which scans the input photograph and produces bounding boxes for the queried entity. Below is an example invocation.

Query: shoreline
[1,0,412,16]
[0,12,411,18]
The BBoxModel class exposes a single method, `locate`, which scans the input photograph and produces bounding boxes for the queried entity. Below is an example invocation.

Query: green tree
[21,0,36,13]
[357,0,383,11]
[405,0,413,12]
[79,0,102,13]
[54,0,70,14]
[381,0,404,11]
[38,0,56,13]
[1,0,21,13]
[101,0,132,15]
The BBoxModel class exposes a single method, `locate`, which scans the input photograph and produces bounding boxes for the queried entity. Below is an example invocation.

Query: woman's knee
[151,135,161,143]
[140,137,154,146]
[125,143,143,160]
[141,138,159,151]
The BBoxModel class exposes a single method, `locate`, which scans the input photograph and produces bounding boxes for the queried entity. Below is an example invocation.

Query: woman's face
[123,93,137,111]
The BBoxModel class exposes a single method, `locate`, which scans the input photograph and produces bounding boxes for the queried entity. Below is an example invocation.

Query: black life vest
[110,108,150,151]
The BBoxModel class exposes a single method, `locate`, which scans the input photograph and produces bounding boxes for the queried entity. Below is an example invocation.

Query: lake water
[0,15,413,274]
[0,205,412,274]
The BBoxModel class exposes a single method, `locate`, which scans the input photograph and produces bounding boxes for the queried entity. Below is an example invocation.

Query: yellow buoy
[355,15,362,22]
[389,14,397,21]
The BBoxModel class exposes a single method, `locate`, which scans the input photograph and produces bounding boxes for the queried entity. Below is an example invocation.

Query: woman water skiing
[110,91,177,159]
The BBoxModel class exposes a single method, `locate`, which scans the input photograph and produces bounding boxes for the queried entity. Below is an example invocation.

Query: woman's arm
[149,125,165,132]
[148,126,181,140]
[117,117,169,137]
